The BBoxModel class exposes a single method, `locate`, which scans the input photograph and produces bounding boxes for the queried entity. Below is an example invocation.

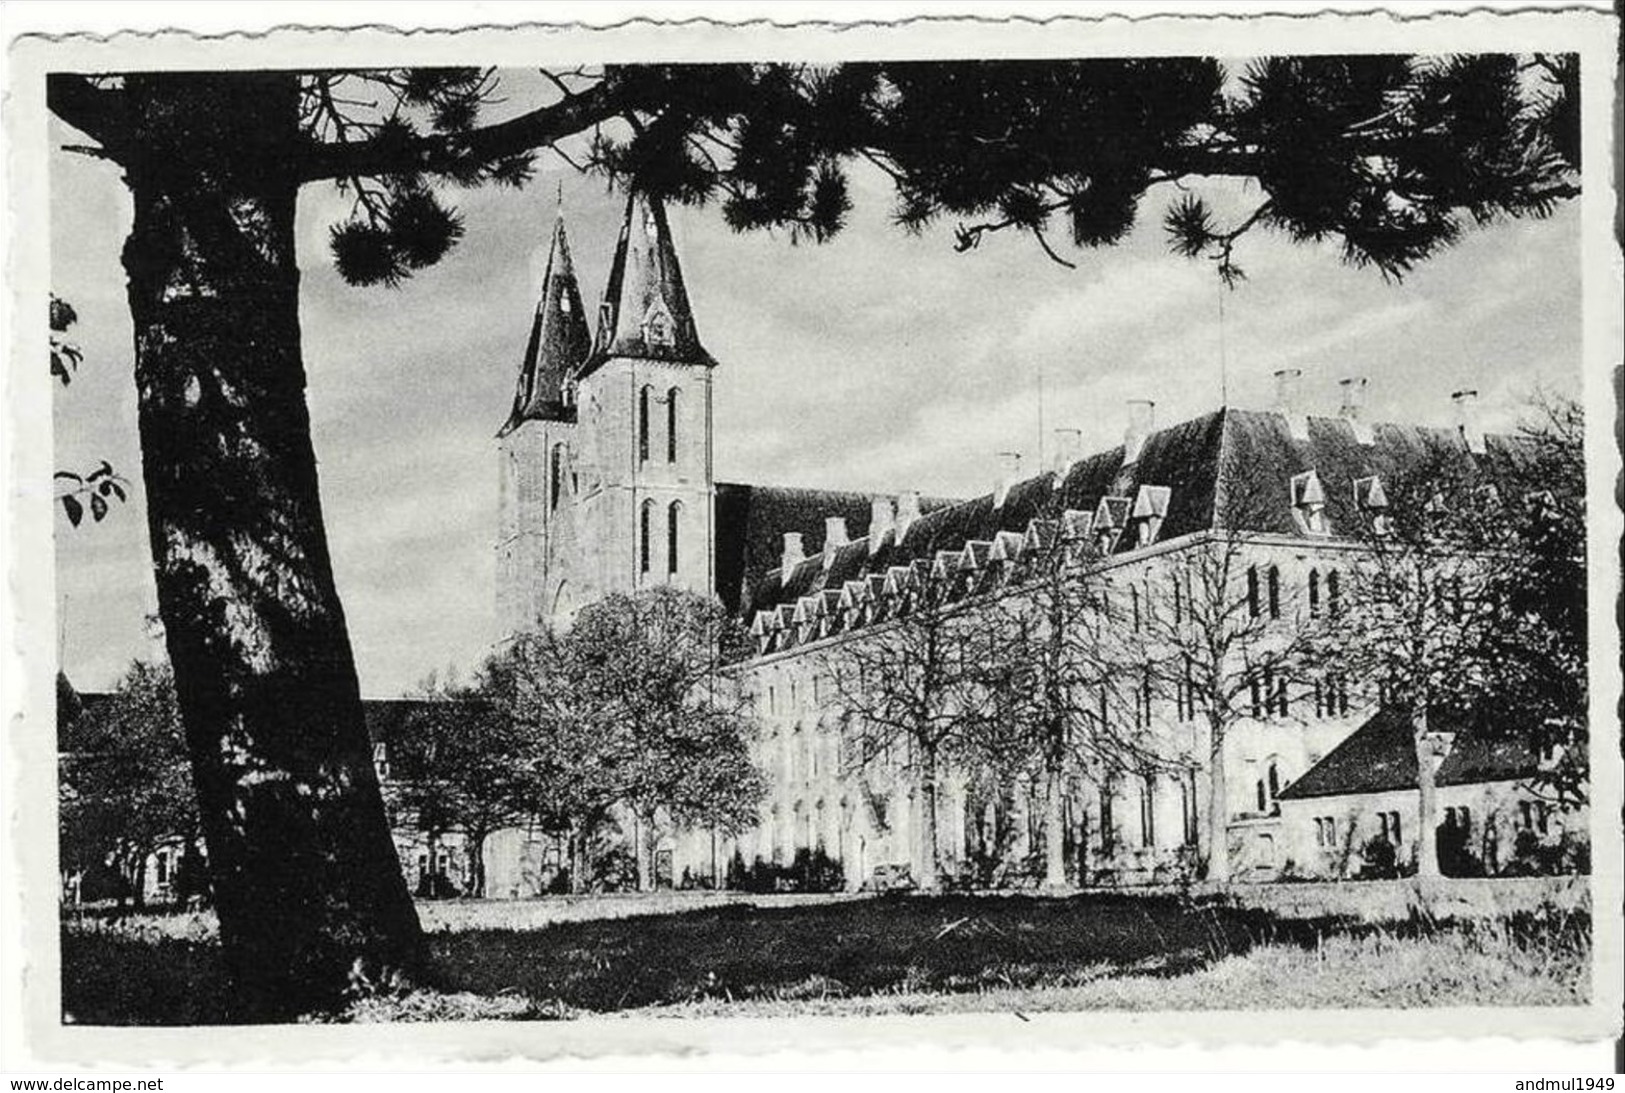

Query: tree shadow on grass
[68,892,1580,1024]
[425,893,1340,1013]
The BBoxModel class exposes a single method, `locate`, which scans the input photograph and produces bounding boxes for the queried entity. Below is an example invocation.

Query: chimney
[1123,399,1155,465]
[1052,428,1083,476]
[824,516,850,550]
[1273,368,1310,440]
[868,495,896,553]
[993,451,1022,508]
[1452,389,1485,454]
[895,490,922,541]
[780,532,805,573]
[1338,376,1374,444]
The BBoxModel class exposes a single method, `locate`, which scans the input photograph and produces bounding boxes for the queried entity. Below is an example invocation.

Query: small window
[549,444,564,510]
[638,386,651,464]
[666,387,679,464]
[667,501,681,575]
[639,500,653,573]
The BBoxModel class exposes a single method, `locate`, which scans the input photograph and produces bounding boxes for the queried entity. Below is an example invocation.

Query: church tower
[496,212,591,636]
[569,185,718,609]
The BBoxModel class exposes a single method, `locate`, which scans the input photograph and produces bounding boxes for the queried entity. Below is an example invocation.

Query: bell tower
[495,211,590,636]
[571,185,718,605]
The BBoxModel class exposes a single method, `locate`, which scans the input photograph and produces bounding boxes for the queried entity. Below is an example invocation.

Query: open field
[59,884,1591,1024]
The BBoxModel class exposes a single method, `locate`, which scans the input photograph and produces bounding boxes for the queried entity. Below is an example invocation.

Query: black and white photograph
[6,0,1621,1070]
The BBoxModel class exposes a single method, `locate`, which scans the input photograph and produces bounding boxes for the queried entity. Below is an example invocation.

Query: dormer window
[1353,474,1391,535]
[1289,470,1328,536]
[1131,485,1171,548]
[643,302,675,349]
[1094,496,1130,554]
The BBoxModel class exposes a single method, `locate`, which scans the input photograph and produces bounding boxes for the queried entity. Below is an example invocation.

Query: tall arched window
[639,500,653,573]
[1267,565,1281,619]
[1327,569,1342,616]
[638,386,651,463]
[1308,568,1321,617]
[667,501,682,575]
[666,386,679,463]
[549,444,564,510]
[1246,565,1261,618]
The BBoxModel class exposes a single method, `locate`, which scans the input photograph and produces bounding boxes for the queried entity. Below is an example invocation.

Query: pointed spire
[582,185,711,376]
[499,212,590,436]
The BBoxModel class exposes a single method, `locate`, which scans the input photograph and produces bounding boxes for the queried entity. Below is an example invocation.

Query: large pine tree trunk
[119,72,423,1019]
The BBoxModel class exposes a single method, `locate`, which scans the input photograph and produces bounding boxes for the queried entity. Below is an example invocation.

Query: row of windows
[637,385,682,465]
[1097,771,1201,854]
[638,500,683,575]
[1245,564,1341,621]
[1116,564,1344,634]
[1315,803,1553,851]
[1245,669,1354,721]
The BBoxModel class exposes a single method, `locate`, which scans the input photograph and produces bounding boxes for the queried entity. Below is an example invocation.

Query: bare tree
[1128,534,1325,884]
[825,578,992,890]
[981,525,1159,887]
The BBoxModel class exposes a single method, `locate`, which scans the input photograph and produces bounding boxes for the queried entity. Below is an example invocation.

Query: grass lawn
[59,890,1590,1025]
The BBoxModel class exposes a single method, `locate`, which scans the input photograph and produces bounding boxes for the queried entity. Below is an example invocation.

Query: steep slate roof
[579,186,712,376]
[1277,704,1541,801]
[713,483,956,614]
[737,405,1536,620]
[498,216,591,435]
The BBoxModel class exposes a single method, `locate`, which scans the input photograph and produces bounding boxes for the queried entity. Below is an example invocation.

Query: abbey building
[494,186,1572,893]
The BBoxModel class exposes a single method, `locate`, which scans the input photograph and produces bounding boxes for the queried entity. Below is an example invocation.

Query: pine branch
[45,74,132,161]
[298,76,629,184]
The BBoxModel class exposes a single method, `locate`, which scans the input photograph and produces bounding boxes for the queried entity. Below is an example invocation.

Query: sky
[50,72,1582,697]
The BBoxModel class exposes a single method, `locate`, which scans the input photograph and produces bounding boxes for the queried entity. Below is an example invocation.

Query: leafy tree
[58,660,198,907]
[387,679,532,898]
[45,55,1578,1014]
[497,588,764,893]
[1484,394,1588,808]
[1331,450,1517,879]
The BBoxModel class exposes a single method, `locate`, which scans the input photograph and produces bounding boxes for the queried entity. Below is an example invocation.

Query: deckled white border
[4,1,1620,1070]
